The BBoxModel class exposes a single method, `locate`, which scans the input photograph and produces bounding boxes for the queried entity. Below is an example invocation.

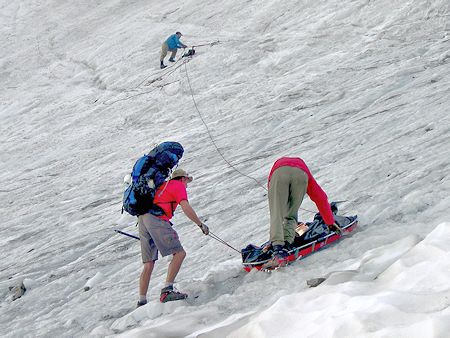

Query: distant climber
[160,32,187,69]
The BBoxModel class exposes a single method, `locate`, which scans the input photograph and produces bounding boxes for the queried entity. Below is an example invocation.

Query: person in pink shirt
[137,169,209,307]
[267,157,337,266]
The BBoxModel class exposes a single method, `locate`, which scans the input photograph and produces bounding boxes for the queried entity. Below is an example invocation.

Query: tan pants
[160,42,177,62]
[268,166,308,246]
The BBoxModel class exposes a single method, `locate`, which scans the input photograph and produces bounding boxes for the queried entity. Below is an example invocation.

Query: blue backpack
[123,142,184,216]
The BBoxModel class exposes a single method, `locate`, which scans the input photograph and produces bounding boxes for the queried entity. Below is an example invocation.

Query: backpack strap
[168,201,177,217]
[157,180,170,197]
[156,167,175,197]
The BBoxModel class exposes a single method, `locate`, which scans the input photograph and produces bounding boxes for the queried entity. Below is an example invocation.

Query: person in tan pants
[160,32,187,69]
[269,166,309,247]
[267,157,336,267]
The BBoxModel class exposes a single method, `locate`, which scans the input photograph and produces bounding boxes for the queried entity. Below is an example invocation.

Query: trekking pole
[115,229,241,254]
[115,229,140,240]
[208,231,241,254]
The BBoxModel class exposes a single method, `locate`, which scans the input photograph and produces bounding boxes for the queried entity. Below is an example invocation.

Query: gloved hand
[328,223,343,235]
[198,223,209,235]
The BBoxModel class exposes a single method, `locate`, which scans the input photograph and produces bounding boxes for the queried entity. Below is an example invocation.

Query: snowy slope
[1,0,450,337]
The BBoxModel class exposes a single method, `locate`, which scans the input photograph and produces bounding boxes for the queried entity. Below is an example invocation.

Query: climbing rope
[134,57,186,88]
[183,61,318,215]
[183,61,268,191]
[102,42,220,106]
[102,58,190,105]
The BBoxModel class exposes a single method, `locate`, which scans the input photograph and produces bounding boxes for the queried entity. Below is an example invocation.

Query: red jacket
[268,157,334,225]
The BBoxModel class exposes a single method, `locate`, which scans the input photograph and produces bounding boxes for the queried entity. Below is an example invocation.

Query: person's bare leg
[166,250,186,283]
[139,261,155,296]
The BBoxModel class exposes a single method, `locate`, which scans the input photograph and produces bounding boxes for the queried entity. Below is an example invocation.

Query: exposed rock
[9,281,26,300]
[306,277,326,287]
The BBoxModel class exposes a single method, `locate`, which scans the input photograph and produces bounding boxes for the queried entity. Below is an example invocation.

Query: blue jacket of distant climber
[166,34,184,50]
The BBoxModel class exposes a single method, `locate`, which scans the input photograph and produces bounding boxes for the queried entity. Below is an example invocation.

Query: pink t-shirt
[268,157,335,225]
[153,180,188,221]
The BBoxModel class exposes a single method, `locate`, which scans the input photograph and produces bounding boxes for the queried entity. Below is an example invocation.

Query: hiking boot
[136,299,147,308]
[271,245,289,267]
[160,63,167,69]
[160,285,188,303]
[284,241,295,250]
[168,58,175,62]
[261,245,289,270]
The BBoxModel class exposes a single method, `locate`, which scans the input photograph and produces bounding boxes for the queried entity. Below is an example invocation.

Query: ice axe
[191,40,220,48]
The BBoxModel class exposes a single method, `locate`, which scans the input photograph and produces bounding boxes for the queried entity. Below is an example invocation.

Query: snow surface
[1,0,450,337]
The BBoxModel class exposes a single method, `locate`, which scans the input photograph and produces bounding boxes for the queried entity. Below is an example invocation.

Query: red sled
[242,215,358,272]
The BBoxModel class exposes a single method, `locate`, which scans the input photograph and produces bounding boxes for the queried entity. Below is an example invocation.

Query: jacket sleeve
[174,36,183,48]
[306,176,335,225]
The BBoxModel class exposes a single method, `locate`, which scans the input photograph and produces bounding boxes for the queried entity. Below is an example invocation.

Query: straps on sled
[182,48,195,58]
